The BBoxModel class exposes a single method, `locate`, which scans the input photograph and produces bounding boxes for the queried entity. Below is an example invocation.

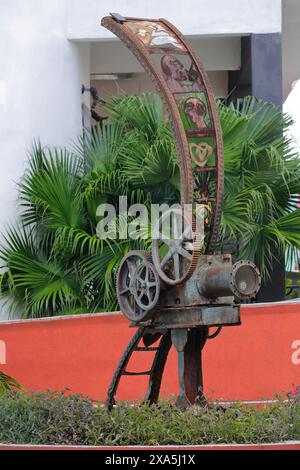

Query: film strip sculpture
[102,14,261,409]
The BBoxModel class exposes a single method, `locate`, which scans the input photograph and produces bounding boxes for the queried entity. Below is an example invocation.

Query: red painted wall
[0,303,299,402]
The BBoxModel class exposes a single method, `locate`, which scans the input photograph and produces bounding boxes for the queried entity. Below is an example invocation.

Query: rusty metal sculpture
[101,13,261,409]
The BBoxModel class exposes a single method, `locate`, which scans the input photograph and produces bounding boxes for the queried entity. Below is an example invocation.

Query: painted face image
[184,97,207,128]
[161,55,188,81]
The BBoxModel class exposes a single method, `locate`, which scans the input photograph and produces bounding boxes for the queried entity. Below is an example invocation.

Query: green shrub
[0,391,299,445]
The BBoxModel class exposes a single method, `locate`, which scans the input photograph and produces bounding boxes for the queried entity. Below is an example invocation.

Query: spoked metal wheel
[117,250,160,322]
[152,208,200,285]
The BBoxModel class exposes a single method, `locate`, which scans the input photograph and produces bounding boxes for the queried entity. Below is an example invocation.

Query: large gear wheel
[117,250,160,322]
[152,208,200,285]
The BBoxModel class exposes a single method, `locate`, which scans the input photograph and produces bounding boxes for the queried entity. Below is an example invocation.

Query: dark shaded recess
[228,33,284,301]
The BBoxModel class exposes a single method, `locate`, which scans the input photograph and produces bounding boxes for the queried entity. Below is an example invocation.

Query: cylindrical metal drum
[198,260,261,300]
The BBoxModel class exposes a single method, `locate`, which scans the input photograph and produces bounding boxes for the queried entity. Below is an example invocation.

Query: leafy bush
[0,94,299,317]
[0,391,299,445]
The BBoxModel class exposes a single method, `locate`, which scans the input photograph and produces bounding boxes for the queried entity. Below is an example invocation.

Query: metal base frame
[105,326,209,409]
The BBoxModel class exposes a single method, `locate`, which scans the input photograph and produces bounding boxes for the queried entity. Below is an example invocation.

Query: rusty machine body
[101,13,261,408]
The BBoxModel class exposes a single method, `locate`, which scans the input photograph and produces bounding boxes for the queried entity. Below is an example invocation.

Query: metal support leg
[145,331,172,404]
[172,327,208,407]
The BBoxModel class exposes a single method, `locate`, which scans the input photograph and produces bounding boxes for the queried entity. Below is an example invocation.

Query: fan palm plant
[0,94,177,317]
[219,97,300,277]
[0,93,299,317]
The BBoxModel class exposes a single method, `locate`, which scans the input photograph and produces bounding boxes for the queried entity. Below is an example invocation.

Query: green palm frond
[19,147,84,231]
[119,133,177,188]
[74,122,124,172]
[0,371,25,394]
[0,225,83,318]
[105,93,165,142]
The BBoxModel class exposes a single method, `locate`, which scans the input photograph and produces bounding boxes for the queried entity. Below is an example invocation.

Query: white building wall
[283,0,300,100]
[67,0,282,39]
[0,0,90,231]
[90,37,241,74]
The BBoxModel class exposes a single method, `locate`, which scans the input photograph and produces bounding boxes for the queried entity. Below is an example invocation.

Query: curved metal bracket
[207,326,222,340]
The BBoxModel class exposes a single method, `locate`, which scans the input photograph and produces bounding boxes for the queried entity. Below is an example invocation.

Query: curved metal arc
[101,15,224,254]
[101,15,193,206]
[159,18,224,252]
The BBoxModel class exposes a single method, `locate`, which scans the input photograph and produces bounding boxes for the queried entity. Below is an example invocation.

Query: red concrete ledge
[0,442,300,451]
[0,302,299,401]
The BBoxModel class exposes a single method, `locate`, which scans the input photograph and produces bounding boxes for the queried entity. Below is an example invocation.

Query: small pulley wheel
[131,262,160,311]
[117,250,160,322]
